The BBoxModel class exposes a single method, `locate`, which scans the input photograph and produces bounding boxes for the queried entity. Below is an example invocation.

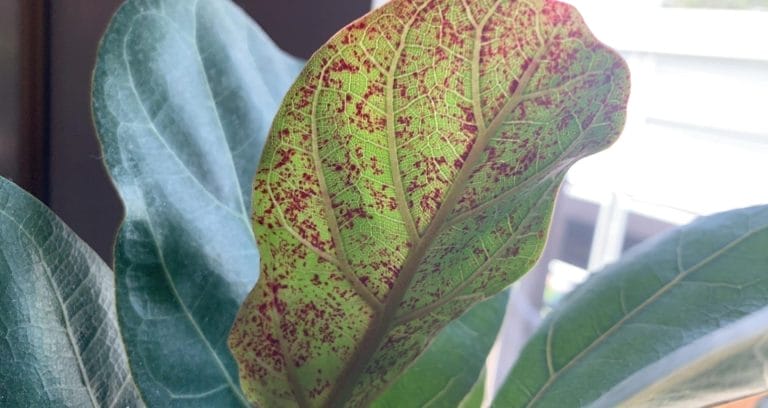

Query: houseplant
[1,0,766,406]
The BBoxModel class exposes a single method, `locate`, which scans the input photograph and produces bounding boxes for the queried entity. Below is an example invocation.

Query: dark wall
[5,0,369,263]
[241,0,370,59]
[0,0,21,182]
[48,0,125,262]
[1,0,47,198]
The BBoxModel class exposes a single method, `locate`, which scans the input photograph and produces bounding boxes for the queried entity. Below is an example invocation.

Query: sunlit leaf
[92,0,302,405]
[0,178,143,407]
[494,205,768,407]
[229,0,629,405]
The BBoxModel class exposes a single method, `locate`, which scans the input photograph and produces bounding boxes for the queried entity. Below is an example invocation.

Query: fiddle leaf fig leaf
[460,367,489,408]
[92,0,302,405]
[493,205,768,407]
[0,178,143,407]
[229,0,629,406]
[592,306,768,408]
[371,289,509,408]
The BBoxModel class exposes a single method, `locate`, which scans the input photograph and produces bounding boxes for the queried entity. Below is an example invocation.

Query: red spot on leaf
[274,148,296,169]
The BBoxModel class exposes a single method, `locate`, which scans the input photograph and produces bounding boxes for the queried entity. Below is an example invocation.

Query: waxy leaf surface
[593,306,768,408]
[460,367,489,408]
[0,178,143,407]
[372,289,509,408]
[494,205,768,407]
[92,0,302,405]
[229,0,629,406]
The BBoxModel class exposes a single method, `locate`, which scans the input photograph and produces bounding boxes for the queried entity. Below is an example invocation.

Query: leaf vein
[524,224,768,407]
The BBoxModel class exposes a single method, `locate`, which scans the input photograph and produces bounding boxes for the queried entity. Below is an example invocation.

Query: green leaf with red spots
[228,0,630,406]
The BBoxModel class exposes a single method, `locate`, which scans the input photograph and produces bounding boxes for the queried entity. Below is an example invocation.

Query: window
[664,0,768,10]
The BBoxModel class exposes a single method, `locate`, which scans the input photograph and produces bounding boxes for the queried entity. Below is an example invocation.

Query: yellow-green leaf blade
[229,0,629,406]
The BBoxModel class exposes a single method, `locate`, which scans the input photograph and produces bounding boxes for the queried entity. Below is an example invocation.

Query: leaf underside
[91,0,302,406]
[0,178,143,407]
[494,205,768,407]
[229,0,629,406]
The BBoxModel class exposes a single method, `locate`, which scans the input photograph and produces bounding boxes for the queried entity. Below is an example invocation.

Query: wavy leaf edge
[229,0,630,405]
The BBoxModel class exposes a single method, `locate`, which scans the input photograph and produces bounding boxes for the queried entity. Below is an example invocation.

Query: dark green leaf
[459,367,488,408]
[0,178,143,407]
[91,0,302,405]
[494,205,768,407]
[372,290,509,408]
[592,306,768,407]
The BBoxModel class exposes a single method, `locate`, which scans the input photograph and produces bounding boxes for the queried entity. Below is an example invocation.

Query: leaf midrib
[323,0,551,404]
[129,208,249,406]
[120,17,250,406]
[393,178,556,326]
[523,222,768,407]
[121,10,251,229]
[0,207,100,408]
[399,83,616,324]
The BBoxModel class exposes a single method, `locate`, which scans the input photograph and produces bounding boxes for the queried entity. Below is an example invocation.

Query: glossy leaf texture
[0,178,143,407]
[229,0,629,406]
[371,289,509,408]
[592,306,768,408]
[494,205,768,407]
[91,0,303,405]
[459,368,489,408]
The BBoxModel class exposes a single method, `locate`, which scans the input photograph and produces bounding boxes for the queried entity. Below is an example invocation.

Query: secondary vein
[386,1,434,244]
[310,50,385,313]
[524,225,768,407]
[324,1,544,404]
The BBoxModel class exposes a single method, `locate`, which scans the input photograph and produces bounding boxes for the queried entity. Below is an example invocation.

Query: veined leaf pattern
[92,0,302,405]
[0,178,143,407]
[494,205,768,407]
[229,0,630,406]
